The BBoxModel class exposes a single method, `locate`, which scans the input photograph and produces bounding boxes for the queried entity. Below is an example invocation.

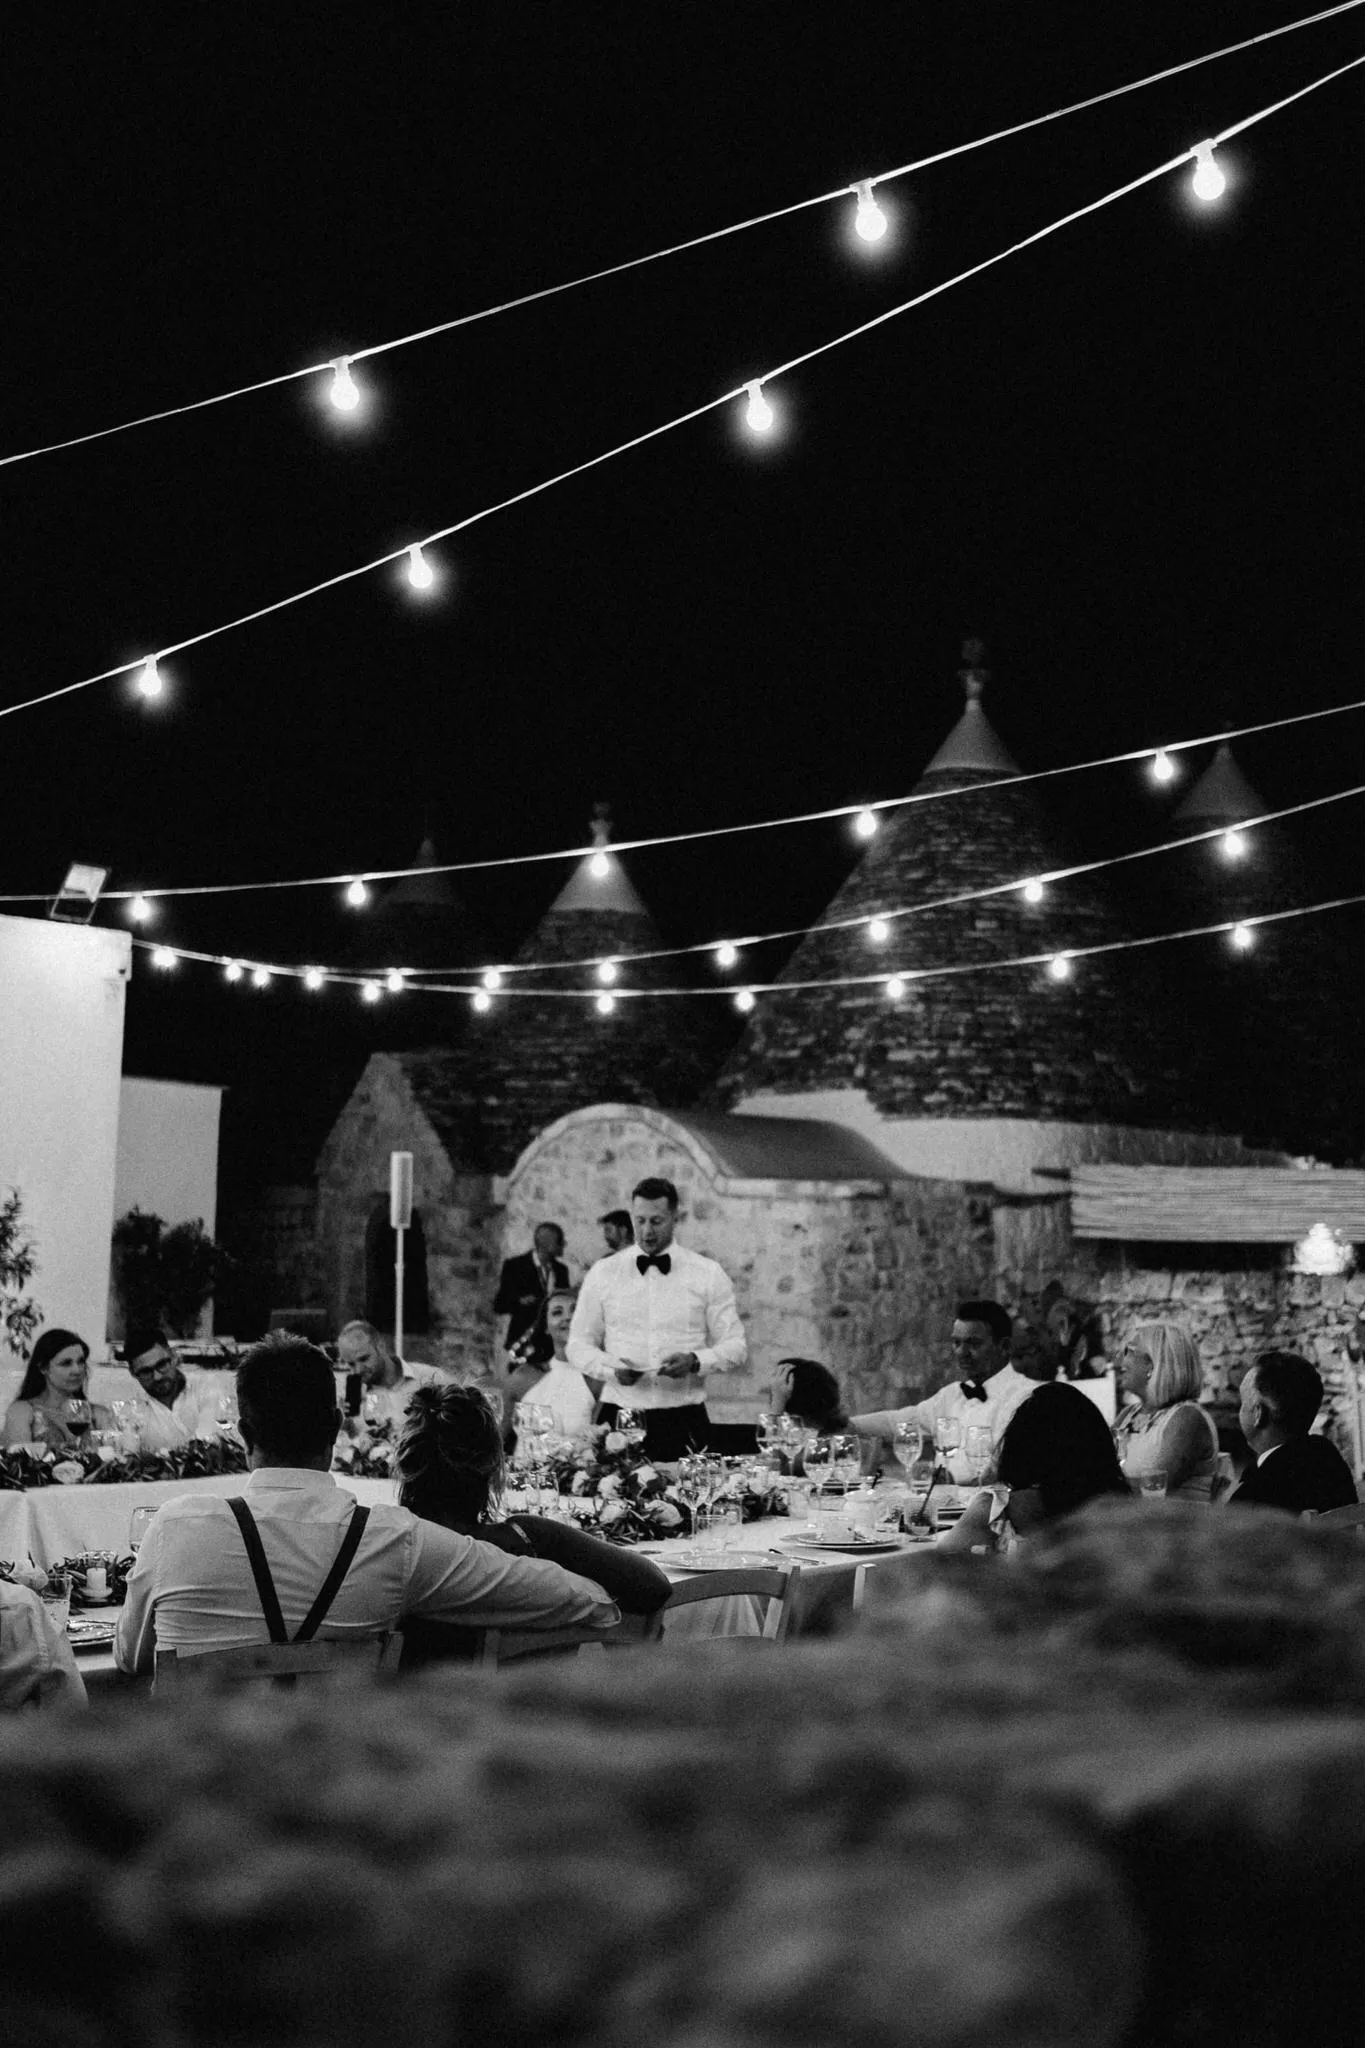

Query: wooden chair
[478,1609,663,1668]
[659,1563,800,1643]
[154,1634,400,1693]
[1304,1504,1365,1532]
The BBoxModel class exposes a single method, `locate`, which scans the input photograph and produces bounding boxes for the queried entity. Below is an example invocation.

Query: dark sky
[4,1,1363,1103]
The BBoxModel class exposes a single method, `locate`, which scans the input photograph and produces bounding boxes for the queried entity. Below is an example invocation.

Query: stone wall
[500,1104,996,1420]
[216,1185,322,1339]
[315,1055,501,1374]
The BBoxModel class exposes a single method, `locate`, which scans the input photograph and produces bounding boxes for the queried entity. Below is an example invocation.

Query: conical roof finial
[959,637,989,704]
[590,802,613,848]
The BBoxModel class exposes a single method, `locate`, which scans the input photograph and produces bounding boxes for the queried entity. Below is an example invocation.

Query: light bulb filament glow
[714,942,739,971]
[1021,878,1045,905]
[1221,827,1247,861]
[852,180,888,242]
[867,918,889,944]
[1048,953,1072,981]
[329,358,361,411]
[595,991,616,1016]
[1230,922,1254,951]
[744,381,774,433]
[1151,750,1176,783]
[345,878,369,908]
[734,989,757,1013]
[137,656,164,700]
[407,543,434,591]
[854,808,878,840]
[1191,141,1226,203]
[589,851,610,879]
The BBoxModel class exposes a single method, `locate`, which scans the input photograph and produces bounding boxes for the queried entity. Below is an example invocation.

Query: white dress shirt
[120,1371,220,1453]
[517,1361,596,1438]
[566,1243,747,1411]
[359,1360,452,1431]
[114,1466,619,1672]
[855,1366,1046,1479]
[0,1581,87,1709]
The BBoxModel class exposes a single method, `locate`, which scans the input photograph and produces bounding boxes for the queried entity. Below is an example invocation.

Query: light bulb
[252,967,272,990]
[744,381,774,433]
[151,947,177,971]
[345,878,369,908]
[329,358,361,411]
[1151,750,1176,784]
[129,894,154,924]
[595,991,616,1016]
[1191,141,1226,203]
[224,961,243,984]
[867,918,889,945]
[597,960,618,985]
[1230,922,1254,951]
[481,969,503,992]
[1021,878,1046,905]
[734,989,757,1013]
[714,942,739,970]
[137,656,164,700]
[852,180,887,242]
[1221,827,1247,861]
[854,807,878,840]
[406,543,434,591]
[589,851,610,879]
[303,968,325,992]
[472,989,492,1013]
[1048,953,1072,982]
[385,969,405,994]
[885,975,905,1000]
[361,979,382,1004]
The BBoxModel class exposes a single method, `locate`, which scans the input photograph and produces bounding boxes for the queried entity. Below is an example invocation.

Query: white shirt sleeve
[114,1515,163,1674]
[565,1259,623,1379]
[694,1261,746,1375]
[404,1522,620,1632]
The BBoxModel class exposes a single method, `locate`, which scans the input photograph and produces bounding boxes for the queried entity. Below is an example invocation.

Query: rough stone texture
[500,1103,996,1420]
[314,1055,501,1375]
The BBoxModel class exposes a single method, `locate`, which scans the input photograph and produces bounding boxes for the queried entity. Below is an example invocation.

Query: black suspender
[226,1496,371,1644]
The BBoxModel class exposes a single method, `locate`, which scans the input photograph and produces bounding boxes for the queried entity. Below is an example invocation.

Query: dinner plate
[780,1536,906,1555]
[664,1550,777,1573]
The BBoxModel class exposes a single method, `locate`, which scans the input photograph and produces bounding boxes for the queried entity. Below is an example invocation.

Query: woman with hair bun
[394,1382,669,1665]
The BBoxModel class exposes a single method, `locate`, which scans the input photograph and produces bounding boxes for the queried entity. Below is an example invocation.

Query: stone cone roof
[717,648,1198,1127]
[341,835,488,975]
[1173,743,1266,828]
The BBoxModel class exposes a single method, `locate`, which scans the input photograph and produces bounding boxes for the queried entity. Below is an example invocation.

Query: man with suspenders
[116,1336,618,1674]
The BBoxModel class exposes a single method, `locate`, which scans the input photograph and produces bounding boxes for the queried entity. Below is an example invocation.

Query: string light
[406,543,435,591]
[852,180,889,241]
[136,657,164,701]
[854,808,879,840]
[385,969,405,994]
[303,968,324,991]
[734,989,757,1012]
[151,947,177,970]
[1151,750,1177,783]
[1190,140,1227,201]
[1230,921,1255,950]
[744,381,774,433]
[345,879,369,908]
[713,942,740,971]
[1221,827,1248,860]
[885,975,906,999]
[472,989,492,1013]
[597,960,618,985]
[867,918,890,944]
[361,979,382,1003]
[481,969,503,992]
[590,851,611,879]
[595,991,616,1016]
[129,895,155,924]
[1048,953,1073,981]
[252,966,272,990]
[224,961,243,983]
[1021,878,1046,905]
[328,358,361,412]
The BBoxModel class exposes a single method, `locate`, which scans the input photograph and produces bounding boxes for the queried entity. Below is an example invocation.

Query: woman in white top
[514,1291,596,1440]
[1114,1321,1218,1504]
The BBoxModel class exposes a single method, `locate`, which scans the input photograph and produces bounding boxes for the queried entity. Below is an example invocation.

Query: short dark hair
[534,1221,565,1248]
[996,1383,1130,1521]
[1248,1352,1323,1436]
[599,1209,633,1233]
[236,1334,339,1464]
[956,1300,1011,1349]
[776,1359,846,1430]
[124,1326,171,1368]
[632,1178,679,1211]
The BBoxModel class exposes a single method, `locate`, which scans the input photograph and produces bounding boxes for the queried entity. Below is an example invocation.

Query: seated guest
[115,1335,619,1675]
[771,1358,849,1437]
[1114,1320,1218,1503]
[510,1290,597,1440]
[1227,1352,1358,1514]
[121,1326,214,1450]
[0,1574,87,1709]
[937,1381,1130,1553]
[336,1319,450,1429]
[2,1328,113,1450]
[851,1300,1049,1477]
[394,1381,669,1665]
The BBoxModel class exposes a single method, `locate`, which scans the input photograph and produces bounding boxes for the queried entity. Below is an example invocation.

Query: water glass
[41,1569,72,1636]
[892,1421,924,1474]
[128,1506,158,1553]
[965,1424,993,1481]
[935,1416,963,1464]
[1138,1468,1169,1501]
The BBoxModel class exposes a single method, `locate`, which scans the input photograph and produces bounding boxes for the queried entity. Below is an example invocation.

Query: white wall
[0,916,130,1364]
[115,1077,222,1235]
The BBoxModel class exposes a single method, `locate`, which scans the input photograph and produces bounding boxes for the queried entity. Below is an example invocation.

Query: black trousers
[600,1402,709,1461]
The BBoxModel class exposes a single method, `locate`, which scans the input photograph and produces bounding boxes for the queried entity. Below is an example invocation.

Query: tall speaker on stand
[390,1151,413,1362]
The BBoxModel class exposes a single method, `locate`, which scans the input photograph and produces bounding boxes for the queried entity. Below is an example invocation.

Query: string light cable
[124,885,1365,998]
[2,2,1360,472]
[4,46,1364,731]
[3,686,1364,911]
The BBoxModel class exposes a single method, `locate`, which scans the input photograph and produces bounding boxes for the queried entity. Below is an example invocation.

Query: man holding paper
[566,1177,746,1459]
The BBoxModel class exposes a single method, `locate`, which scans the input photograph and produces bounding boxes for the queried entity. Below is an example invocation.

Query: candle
[84,1565,108,1600]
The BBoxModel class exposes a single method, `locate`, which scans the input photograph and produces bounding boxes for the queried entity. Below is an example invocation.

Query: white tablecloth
[0,1475,398,1569]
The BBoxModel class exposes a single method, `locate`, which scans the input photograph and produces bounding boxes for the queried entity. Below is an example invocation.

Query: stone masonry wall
[216,1185,323,1338]
[502,1107,996,1420]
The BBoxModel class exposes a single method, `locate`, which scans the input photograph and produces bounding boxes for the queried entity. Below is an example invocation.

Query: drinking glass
[41,1569,71,1636]
[212,1389,240,1437]
[110,1399,142,1453]
[965,1425,993,1482]
[935,1416,962,1459]
[675,1454,710,1534]
[829,1433,862,1491]
[1138,1468,1168,1501]
[361,1391,386,1431]
[129,1507,158,1553]
[754,1412,775,1454]
[892,1422,924,1474]
[63,1398,92,1444]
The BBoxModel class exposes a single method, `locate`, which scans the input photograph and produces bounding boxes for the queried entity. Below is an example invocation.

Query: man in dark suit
[1226,1351,1357,1514]
[494,1223,569,1365]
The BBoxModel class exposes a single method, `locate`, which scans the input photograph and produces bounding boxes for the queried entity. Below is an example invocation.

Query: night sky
[5,2,1363,1148]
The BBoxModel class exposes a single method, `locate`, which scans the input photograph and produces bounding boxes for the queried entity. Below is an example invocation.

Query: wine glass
[892,1421,924,1475]
[828,1432,863,1499]
[754,1411,775,1454]
[935,1416,962,1475]
[965,1424,993,1482]
[1139,1468,1168,1501]
[361,1391,387,1431]
[62,1397,92,1444]
[212,1389,240,1437]
[128,1506,158,1553]
[674,1455,710,1540]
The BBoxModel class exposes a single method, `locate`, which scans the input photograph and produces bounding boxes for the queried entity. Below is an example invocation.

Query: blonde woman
[1115,1321,1218,1504]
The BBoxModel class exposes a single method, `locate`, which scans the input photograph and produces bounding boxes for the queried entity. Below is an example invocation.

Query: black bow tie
[960,1378,989,1402]
[637,1253,671,1276]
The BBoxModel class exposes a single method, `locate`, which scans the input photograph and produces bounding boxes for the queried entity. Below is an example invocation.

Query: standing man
[336,1320,449,1429]
[494,1222,570,1367]
[851,1300,1055,1477]
[1227,1352,1357,1513]
[597,1210,634,1257]
[567,1177,746,1459]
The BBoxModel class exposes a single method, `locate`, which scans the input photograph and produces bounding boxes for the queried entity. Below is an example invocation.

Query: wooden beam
[1070,1166,1365,1243]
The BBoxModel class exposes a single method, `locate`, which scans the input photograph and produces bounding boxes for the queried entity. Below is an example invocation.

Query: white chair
[659,1563,800,1643]
[478,1609,663,1667]
[154,1634,401,1692]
